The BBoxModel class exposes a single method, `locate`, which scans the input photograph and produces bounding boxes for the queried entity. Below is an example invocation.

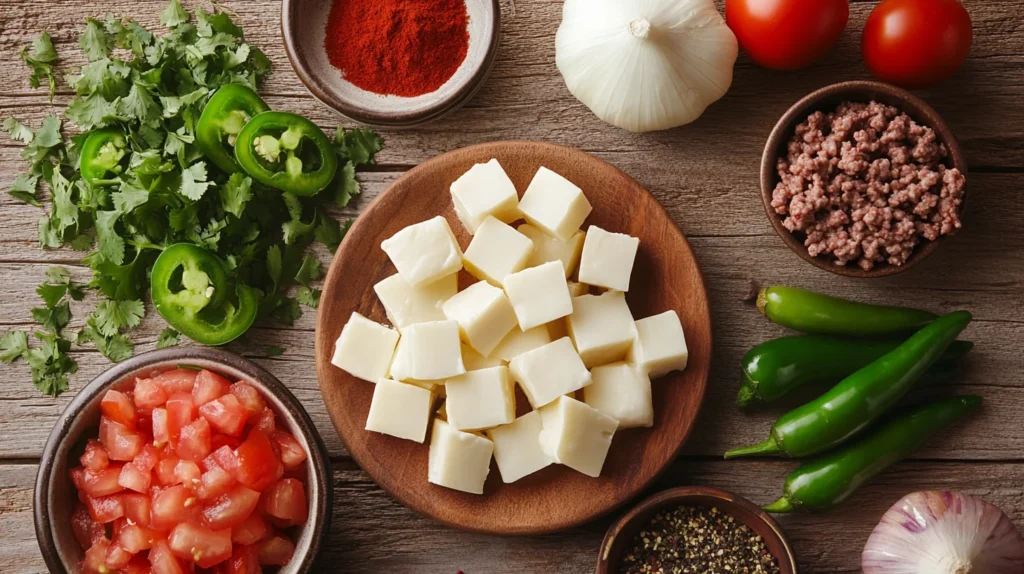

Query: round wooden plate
[314,141,712,534]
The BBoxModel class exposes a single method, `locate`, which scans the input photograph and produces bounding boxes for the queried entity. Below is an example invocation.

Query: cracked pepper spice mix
[620,505,781,574]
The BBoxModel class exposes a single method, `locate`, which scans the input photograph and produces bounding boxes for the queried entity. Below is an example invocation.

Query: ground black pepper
[620,505,781,574]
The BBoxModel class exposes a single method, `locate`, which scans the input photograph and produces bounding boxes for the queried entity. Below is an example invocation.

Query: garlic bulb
[863,491,1024,574]
[555,0,738,133]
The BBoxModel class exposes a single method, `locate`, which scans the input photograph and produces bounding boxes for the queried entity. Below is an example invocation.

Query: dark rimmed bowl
[760,81,968,278]
[34,348,332,573]
[282,0,500,128]
[596,486,797,574]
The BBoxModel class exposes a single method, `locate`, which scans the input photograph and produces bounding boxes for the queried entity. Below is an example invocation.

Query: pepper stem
[723,437,780,459]
[756,288,768,316]
[762,497,794,513]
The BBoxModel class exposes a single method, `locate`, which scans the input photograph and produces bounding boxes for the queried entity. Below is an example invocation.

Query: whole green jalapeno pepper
[737,336,974,409]
[763,395,981,513]
[234,111,338,196]
[757,286,937,336]
[196,84,270,174]
[726,310,972,459]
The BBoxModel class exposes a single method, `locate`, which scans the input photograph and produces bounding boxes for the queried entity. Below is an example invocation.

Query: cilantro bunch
[2,0,382,396]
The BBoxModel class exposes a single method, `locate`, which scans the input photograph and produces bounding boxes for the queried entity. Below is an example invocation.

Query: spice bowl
[281,0,500,128]
[597,486,797,574]
[34,347,333,573]
[761,80,968,279]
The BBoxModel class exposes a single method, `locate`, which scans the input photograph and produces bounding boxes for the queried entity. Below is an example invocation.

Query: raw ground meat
[771,101,965,270]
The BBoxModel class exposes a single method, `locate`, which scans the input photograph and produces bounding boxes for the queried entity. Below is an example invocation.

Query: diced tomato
[250,408,276,434]
[133,444,161,472]
[134,377,169,413]
[229,382,265,417]
[153,407,171,448]
[270,431,307,469]
[85,494,125,524]
[101,390,137,428]
[150,539,187,574]
[121,555,151,574]
[166,392,197,446]
[80,465,126,498]
[193,369,232,406]
[259,478,308,527]
[199,394,249,437]
[118,521,159,553]
[211,433,243,454]
[72,503,107,550]
[203,445,240,475]
[155,456,181,485]
[235,430,283,491]
[202,485,261,530]
[122,493,152,527]
[169,522,233,568]
[174,459,202,487]
[258,534,295,566]
[197,466,237,500]
[118,462,152,493]
[100,418,144,461]
[151,485,199,531]
[231,511,269,546]
[104,542,133,570]
[178,417,212,461]
[82,538,111,573]
[80,439,110,471]
[154,368,199,394]
[220,544,261,574]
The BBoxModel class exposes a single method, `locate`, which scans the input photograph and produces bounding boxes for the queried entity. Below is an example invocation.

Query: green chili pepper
[757,286,937,336]
[234,111,338,196]
[737,336,974,409]
[80,128,128,186]
[725,310,972,459]
[151,243,259,346]
[763,395,981,513]
[196,84,270,174]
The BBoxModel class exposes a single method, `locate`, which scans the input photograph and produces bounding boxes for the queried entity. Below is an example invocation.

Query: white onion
[863,491,1024,574]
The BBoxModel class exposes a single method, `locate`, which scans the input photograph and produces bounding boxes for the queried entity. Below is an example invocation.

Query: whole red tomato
[862,0,973,89]
[726,0,850,71]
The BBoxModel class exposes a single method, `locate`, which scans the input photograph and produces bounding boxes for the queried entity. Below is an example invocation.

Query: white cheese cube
[389,320,465,382]
[442,281,518,357]
[567,281,589,297]
[492,325,552,363]
[450,159,520,235]
[444,366,516,431]
[331,312,400,383]
[628,310,689,378]
[578,226,640,292]
[365,379,435,442]
[381,216,463,286]
[508,337,591,408]
[518,224,585,278]
[538,396,618,478]
[373,273,457,332]
[463,217,534,287]
[462,343,506,371]
[486,411,553,483]
[568,292,637,368]
[517,167,593,242]
[583,362,653,429]
[503,261,573,331]
[428,419,494,495]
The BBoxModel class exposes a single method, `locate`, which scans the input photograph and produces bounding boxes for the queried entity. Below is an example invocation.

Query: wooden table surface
[1,1,1022,572]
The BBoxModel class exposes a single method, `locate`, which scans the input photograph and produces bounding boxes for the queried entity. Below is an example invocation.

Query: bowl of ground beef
[761,81,967,278]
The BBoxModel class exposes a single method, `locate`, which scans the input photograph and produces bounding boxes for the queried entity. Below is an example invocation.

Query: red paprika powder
[323,0,470,98]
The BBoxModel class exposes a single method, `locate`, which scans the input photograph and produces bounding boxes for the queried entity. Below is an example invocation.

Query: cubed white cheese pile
[331,159,689,495]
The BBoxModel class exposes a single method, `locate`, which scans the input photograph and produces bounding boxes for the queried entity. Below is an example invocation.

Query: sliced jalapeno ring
[234,111,338,196]
[196,84,270,174]
[81,128,129,186]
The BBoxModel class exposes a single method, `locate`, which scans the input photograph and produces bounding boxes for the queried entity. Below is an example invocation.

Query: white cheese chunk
[381,216,463,286]
[568,291,637,368]
[518,224,585,278]
[450,159,520,235]
[628,310,689,378]
[442,281,519,357]
[365,378,435,442]
[463,217,534,287]
[508,337,591,408]
[389,320,466,382]
[578,225,640,292]
[537,396,618,478]
[331,312,400,383]
[486,411,553,483]
[583,362,653,429]
[462,343,506,371]
[444,366,516,431]
[503,261,573,331]
[373,273,457,332]
[492,325,552,363]
[428,419,494,495]
[517,167,593,242]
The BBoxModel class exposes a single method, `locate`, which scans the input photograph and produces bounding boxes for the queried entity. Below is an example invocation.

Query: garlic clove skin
[555,0,738,133]
[863,491,1024,574]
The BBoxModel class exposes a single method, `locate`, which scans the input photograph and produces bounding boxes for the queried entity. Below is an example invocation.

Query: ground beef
[771,101,965,270]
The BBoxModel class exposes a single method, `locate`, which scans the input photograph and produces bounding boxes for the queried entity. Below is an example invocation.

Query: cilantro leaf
[156,328,180,349]
[331,162,359,208]
[296,286,321,309]
[0,332,29,364]
[220,173,252,218]
[335,127,384,166]
[32,302,71,334]
[36,282,69,309]
[8,172,41,206]
[91,299,145,337]
[180,161,211,201]
[95,210,126,265]
[66,92,121,131]
[20,32,58,101]
[294,255,321,287]
[118,83,161,125]
[271,297,302,325]
[80,18,113,61]
[3,117,34,144]
[315,216,351,253]
[160,0,190,28]
[77,325,134,363]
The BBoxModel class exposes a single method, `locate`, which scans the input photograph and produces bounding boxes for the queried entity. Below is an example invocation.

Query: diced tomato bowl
[35,349,331,574]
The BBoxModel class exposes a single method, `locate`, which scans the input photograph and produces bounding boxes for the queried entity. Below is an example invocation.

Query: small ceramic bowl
[281,0,500,128]
[761,81,968,278]
[34,347,332,573]
[596,486,797,574]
